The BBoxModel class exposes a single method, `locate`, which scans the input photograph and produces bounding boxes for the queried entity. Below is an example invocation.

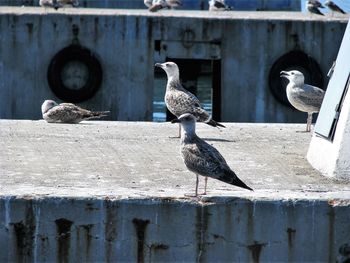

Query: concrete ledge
[0,7,348,22]
[0,120,349,261]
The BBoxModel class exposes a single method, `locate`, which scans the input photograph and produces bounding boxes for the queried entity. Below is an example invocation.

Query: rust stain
[132,218,150,263]
[12,201,36,262]
[55,218,73,263]
[195,204,210,262]
[287,228,296,248]
[85,202,99,211]
[328,207,335,262]
[81,224,94,255]
[247,241,267,263]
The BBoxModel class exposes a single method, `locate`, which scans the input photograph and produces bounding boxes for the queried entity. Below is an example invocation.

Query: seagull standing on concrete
[280,70,325,132]
[325,1,346,15]
[306,0,325,15]
[208,0,233,11]
[39,0,79,9]
[155,62,225,137]
[172,113,253,196]
[41,100,109,123]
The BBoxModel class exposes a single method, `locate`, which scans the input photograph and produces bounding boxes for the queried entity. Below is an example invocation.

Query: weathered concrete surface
[0,8,348,123]
[0,120,349,262]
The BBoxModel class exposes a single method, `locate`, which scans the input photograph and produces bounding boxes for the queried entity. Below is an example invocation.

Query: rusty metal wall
[0,197,349,262]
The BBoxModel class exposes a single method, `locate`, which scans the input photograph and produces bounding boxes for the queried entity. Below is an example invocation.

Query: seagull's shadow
[295,130,311,133]
[202,137,235,143]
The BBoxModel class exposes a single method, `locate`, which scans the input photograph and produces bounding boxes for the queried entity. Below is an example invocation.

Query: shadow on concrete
[202,138,235,142]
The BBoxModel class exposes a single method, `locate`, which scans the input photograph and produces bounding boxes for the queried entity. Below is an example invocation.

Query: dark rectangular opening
[153,58,221,122]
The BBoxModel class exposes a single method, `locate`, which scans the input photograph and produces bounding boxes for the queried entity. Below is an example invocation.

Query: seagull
[39,0,79,10]
[325,1,346,15]
[155,61,225,137]
[208,0,233,11]
[166,0,182,9]
[41,100,109,123]
[145,0,181,12]
[306,0,325,15]
[172,113,253,197]
[280,70,325,132]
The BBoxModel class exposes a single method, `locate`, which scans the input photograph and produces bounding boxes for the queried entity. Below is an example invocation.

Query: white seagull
[39,0,79,10]
[41,100,109,123]
[172,113,253,196]
[208,0,233,11]
[280,70,325,132]
[155,61,225,137]
[145,0,181,12]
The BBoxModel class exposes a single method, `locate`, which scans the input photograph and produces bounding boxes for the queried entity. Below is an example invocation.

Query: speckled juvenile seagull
[155,62,225,137]
[325,1,346,14]
[280,70,325,132]
[306,0,325,15]
[172,113,252,196]
[145,0,181,11]
[39,0,79,9]
[208,0,233,11]
[41,100,109,123]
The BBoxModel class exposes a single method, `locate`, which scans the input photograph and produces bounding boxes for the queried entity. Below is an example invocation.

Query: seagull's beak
[155,63,163,68]
[280,71,289,78]
[171,118,180,124]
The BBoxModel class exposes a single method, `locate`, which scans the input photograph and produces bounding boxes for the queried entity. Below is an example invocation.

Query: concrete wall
[0,196,349,262]
[0,8,347,122]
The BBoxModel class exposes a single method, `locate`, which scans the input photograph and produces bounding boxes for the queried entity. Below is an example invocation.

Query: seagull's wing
[166,84,211,122]
[308,6,324,15]
[295,85,325,110]
[330,2,346,13]
[181,137,229,178]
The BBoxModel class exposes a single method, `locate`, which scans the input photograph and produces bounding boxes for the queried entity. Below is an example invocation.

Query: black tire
[47,45,103,103]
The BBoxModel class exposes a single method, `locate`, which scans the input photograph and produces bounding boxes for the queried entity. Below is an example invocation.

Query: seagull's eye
[291,72,295,75]
[165,64,169,67]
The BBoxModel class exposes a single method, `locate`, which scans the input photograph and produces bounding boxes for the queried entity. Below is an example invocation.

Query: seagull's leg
[178,123,181,138]
[306,113,312,132]
[202,176,208,195]
[185,174,199,197]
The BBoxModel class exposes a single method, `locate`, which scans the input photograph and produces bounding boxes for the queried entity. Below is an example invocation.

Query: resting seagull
[280,70,325,132]
[209,0,233,11]
[306,0,325,15]
[325,1,346,15]
[41,100,109,124]
[39,0,79,9]
[145,0,181,12]
[155,62,225,137]
[172,113,253,196]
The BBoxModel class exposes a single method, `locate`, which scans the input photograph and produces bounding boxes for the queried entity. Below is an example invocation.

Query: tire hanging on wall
[47,44,103,103]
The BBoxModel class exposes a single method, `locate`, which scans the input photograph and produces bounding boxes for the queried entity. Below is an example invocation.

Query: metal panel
[315,19,350,139]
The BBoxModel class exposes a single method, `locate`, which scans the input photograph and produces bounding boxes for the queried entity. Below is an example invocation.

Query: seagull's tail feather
[206,119,226,128]
[219,170,253,191]
[149,4,163,12]
[85,111,110,120]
